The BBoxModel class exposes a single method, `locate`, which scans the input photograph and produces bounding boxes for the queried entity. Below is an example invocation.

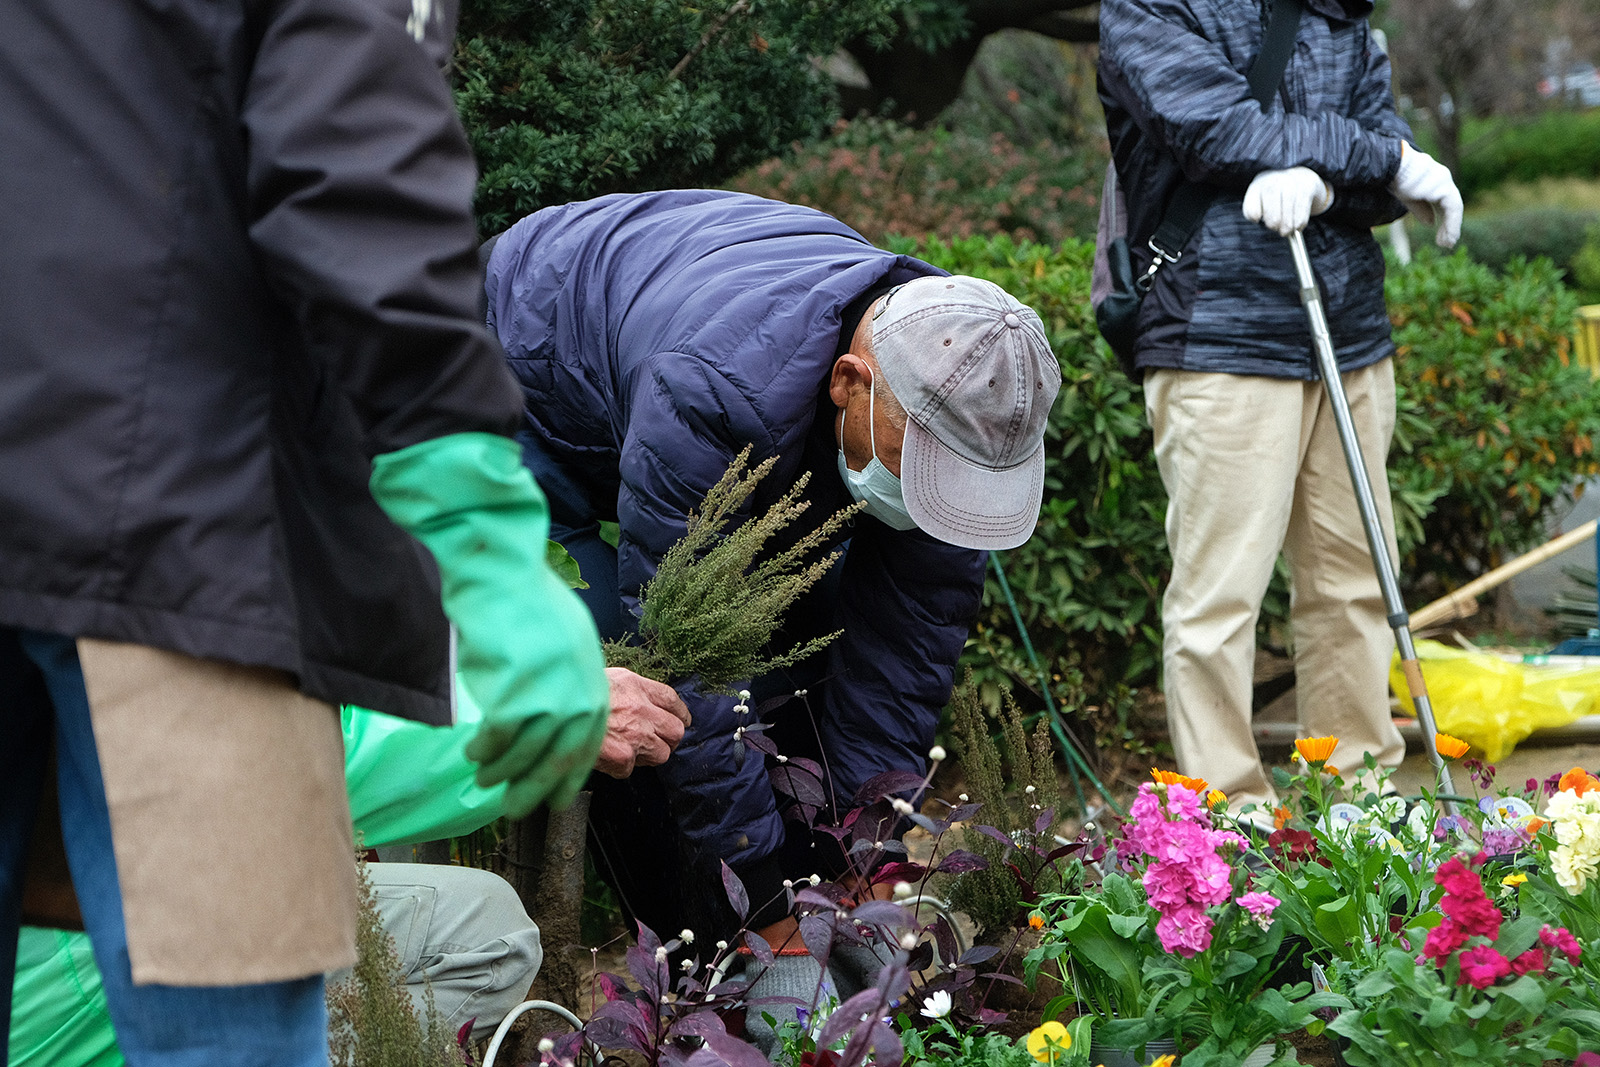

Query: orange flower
[1434,733,1471,760]
[1558,766,1600,796]
[1273,805,1292,830]
[1028,913,1045,930]
[1294,736,1338,765]
[1146,1056,1177,1067]
[1206,789,1227,810]
[1526,817,1547,835]
[1151,768,1210,793]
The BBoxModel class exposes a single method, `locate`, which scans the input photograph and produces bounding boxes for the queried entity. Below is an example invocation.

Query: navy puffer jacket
[1099,0,1412,377]
[484,191,986,896]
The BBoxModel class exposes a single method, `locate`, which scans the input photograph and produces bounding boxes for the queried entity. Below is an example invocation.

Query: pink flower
[1539,924,1582,964]
[1435,858,1502,939]
[1509,949,1546,976]
[1422,920,1468,963]
[1237,891,1281,923]
[1155,904,1213,956]
[1456,944,1511,989]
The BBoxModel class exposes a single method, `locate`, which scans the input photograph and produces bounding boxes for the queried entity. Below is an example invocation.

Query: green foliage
[1572,222,1600,304]
[727,118,1103,248]
[1387,249,1600,589]
[602,448,861,690]
[897,1013,1043,1067]
[327,851,459,1067]
[453,0,908,235]
[1449,208,1600,281]
[897,235,1165,706]
[1457,110,1600,202]
[945,673,1063,938]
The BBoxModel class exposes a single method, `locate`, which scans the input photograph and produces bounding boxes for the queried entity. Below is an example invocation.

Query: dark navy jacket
[1099,0,1412,377]
[485,191,986,895]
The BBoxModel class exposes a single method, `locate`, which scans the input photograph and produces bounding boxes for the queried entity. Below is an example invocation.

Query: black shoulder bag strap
[1136,0,1305,294]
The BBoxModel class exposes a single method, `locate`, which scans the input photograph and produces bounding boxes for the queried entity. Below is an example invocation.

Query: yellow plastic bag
[1390,639,1599,762]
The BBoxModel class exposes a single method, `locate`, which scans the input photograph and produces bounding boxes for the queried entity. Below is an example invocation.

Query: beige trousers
[1145,363,1407,814]
[77,639,357,985]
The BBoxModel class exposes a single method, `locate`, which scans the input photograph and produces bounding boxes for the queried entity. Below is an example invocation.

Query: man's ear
[829,353,871,410]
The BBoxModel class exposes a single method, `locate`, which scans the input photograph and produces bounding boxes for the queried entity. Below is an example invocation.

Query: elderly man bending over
[483,191,1062,988]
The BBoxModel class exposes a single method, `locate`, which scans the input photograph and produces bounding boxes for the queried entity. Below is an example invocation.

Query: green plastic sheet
[10,681,508,1066]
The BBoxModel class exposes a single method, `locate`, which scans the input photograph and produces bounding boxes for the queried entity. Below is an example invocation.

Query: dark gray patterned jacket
[1099,0,1412,377]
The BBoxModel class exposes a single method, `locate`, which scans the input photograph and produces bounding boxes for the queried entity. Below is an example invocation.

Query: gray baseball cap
[871,276,1062,550]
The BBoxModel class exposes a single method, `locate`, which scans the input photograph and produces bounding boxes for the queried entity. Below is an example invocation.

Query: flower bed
[521,728,1600,1067]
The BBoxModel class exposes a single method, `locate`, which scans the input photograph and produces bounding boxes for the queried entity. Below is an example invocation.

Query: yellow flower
[1206,789,1227,810]
[1027,1022,1072,1064]
[1502,872,1528,887]
[1434,733,1470,760]
[1146,1056,1177,1067]
[1028,913,1045,930]
[1151,767,1209,793]
[1294,736,1338,766]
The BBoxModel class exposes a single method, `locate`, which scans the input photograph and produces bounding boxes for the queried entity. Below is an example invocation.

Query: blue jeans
[0,628,329,1067]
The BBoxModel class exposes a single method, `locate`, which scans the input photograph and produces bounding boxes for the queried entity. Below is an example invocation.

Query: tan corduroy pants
[1145,362,1407,815]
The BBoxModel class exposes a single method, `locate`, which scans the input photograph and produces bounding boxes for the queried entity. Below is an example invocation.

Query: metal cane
[1285,229,1457,806]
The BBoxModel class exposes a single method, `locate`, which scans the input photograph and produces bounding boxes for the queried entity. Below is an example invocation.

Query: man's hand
[1242,167,1334,237]
[594,668,691,778]
[1391,142,1463,249]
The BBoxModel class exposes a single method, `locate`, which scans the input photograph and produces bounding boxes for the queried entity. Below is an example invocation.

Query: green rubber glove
[369,432,609,817]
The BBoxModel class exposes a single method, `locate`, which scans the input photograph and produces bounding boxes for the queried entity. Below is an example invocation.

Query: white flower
[776,754,788,763]
[892,881,914,900]
[795,688,808,697]
[538,1038,556,1054]
[809,873,822,885]
[891,798,914,816]
[1024,785,1036,795]
[680,929,695,944]
[680,958,694,972]
[654,946,668,963]
[928,745,947,762]
[958,793,970,803]
[872,840,884,850]
[783,879,794,888]
[899,932,918,950]
[739,689,751,701]
[733,704,749,715]
[919,990,953,1019]
[716,940,729,951]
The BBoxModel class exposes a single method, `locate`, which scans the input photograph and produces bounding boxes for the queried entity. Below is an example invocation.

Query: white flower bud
[891,798,914,816]
[928,745,946,762]
[899,932,918,950]
[809,873,822,885]
[892,881,914,900]
[783,879,794,888]
[655,946,668,963]
[1024,785,1036,795]
[872,840,884,850]
[958,793,970,802]
[733,704,749,715]
[538,1038,556,1054]
[716,940,729,951]
[776,754,788,763]
[680,959,694,972]
[795,688,808,697]
[680,929,695,944]
[739,689,751,701]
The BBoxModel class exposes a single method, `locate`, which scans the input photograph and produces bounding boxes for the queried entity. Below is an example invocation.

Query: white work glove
[1242,167,1334,236]
[1390,141,1462,249]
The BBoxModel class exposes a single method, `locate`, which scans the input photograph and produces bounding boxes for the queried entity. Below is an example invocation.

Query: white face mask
[836,372,918,531]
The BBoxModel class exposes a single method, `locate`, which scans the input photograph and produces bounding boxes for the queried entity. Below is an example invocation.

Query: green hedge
[900,237,1600,721]
[1457,111,1600,202]
[729,118,1104,249]
[1452,208,1600,282]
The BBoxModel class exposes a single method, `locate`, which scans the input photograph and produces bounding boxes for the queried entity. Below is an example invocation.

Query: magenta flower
[1456,944,1511,989]
[1538,924,1582,964]
[1509,948,1546,976]
[1422,921,1468,963]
